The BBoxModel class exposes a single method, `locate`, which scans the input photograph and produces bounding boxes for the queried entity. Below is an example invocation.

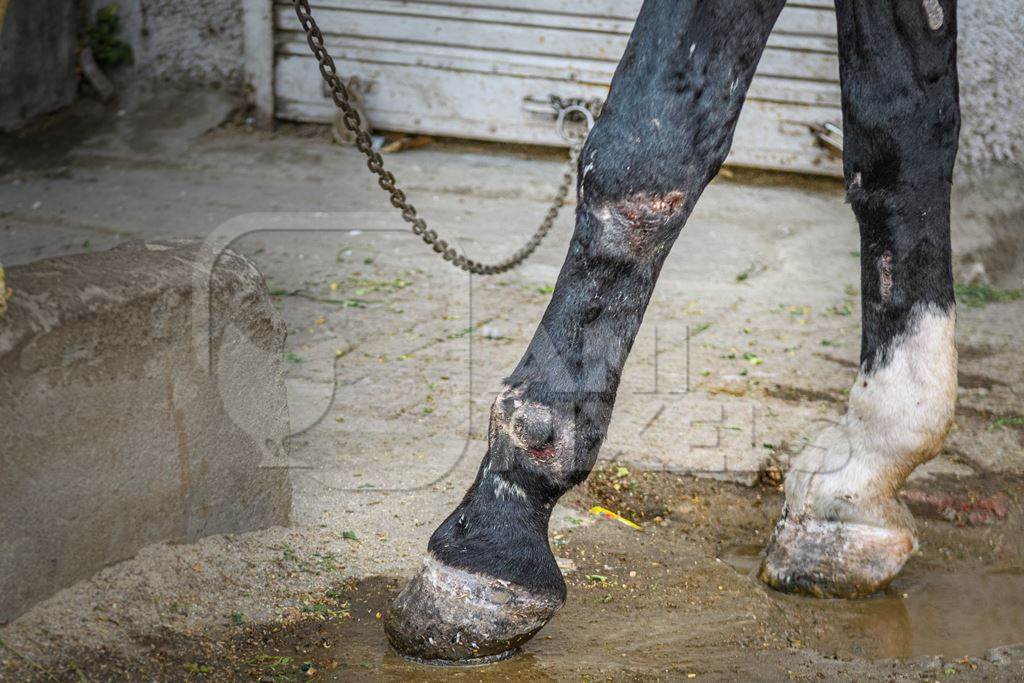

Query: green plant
[86,5,133,68]
[954,282,1022,308]
[993,416,1024,429]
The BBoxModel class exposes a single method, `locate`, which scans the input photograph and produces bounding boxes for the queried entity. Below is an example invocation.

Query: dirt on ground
[3,93,1023,682]
[4,468,1022,682]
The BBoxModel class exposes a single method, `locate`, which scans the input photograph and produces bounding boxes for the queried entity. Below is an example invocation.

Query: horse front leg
[385,0,786,663]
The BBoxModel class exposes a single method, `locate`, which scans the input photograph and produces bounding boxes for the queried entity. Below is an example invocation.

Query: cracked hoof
[384,555,563,665]
[759,517,916,598]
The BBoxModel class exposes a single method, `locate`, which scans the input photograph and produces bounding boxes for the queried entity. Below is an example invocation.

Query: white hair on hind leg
[784,303,956,527]
[849,304,957,479]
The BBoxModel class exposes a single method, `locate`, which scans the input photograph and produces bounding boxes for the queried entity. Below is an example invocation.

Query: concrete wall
[85,0,245,93]
[956,1,1024,177]
[0,0,79,131]
[951,1,1024,288]
[0,241,292,622]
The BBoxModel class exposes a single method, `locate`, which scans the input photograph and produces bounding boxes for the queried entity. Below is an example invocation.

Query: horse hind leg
[760,0,960,598]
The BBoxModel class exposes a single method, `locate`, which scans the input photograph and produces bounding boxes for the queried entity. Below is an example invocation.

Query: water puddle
[718,543,764,575]
[719,543,1024,659]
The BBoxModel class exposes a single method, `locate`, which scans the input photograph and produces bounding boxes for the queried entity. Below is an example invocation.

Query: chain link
[293,0,586,275]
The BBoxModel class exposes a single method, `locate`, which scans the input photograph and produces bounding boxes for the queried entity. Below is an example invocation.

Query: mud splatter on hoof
[759,516,916,598]
[384,555,563,664]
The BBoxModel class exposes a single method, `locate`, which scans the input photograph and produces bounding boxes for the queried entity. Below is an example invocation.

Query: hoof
[759,517,916,598]
[384,555,563,664]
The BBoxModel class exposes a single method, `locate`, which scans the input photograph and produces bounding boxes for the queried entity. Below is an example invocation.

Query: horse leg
[385,0,787,663]
[760,0,960,597]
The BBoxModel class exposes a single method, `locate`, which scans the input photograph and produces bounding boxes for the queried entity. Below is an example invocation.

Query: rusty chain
[292,0,590,275]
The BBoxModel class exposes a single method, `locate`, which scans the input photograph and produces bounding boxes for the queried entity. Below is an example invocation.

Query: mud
[6,470,1022,681]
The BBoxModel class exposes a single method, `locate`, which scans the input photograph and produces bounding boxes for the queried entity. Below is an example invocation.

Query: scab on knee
[594,190,687,257]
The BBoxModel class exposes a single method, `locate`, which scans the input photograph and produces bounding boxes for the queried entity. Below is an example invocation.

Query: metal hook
[556,104,595,145]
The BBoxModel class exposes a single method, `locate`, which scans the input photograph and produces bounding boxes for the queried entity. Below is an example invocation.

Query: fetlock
[760,306,956,598]
[384,385,578,663]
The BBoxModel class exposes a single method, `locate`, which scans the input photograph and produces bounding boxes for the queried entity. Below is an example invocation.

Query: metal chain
[293,0,586,275]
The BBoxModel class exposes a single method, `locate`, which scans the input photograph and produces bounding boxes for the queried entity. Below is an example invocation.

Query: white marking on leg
[785,304,956,526]
[580,160,595,201]
[851,306,956,468]
[492,474,528,502]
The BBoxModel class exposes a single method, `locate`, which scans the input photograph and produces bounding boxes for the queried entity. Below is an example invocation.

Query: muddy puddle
[12,470,1024,681]
[719,545,1024,660]
[259,563,1024,681]
[209,472,1024,680]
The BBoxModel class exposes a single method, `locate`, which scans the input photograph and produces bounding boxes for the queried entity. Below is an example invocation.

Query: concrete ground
[1,89,1022,679]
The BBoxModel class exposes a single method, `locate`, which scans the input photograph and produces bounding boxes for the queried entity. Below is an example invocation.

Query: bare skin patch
[923,0,944,31]
[594,191,687,257]
[489,386,575,474]
[510,403,555,453]
[879,250,894,303]
[614,191,686,224]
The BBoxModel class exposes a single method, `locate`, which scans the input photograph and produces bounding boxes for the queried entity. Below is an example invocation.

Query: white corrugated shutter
[270,0,842,176]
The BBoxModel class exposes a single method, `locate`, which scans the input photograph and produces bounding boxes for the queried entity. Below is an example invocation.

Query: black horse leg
[385,0,786,664]
[761,0,960,598]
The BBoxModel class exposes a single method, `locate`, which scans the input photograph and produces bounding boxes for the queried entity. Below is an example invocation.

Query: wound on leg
[511,404,557,460]
[922,0,944,31]
[490,387,567,465]
[879,250,894,303]
[596,191,687,255]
